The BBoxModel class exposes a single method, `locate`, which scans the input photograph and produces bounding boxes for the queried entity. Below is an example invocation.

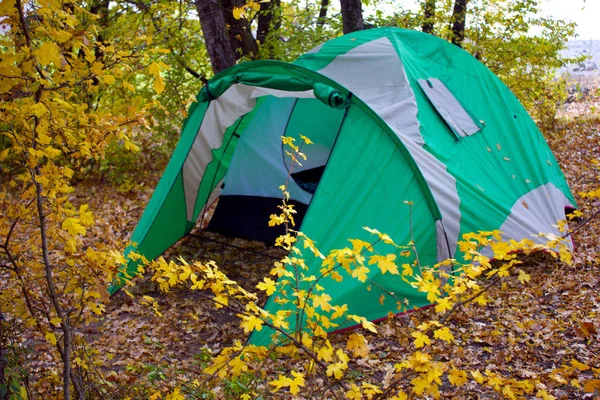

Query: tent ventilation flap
[417,78,481,139]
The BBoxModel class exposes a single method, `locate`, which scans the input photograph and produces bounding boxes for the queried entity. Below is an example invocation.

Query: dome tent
[109,28,576,345]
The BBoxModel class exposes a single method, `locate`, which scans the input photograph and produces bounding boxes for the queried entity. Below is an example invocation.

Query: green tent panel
[109,28,576,346]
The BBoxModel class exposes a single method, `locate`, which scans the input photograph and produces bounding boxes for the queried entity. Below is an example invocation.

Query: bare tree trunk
[31,119,72,400]
[195,0,236,73]
[317,0,329,27]
[340,0,364,34]
[450,0,468,47]
[422,0,436,34]
[257,0,281,44]
[222,0,258,59]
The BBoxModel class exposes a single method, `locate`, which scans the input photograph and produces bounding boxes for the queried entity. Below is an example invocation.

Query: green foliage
[256,0,343,62]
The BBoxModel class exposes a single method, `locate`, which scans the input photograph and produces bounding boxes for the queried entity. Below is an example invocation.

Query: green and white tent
[110,27,575,344]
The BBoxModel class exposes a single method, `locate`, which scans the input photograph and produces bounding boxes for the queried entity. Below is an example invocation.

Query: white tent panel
[497,182,574,250]
[182,84,318,220]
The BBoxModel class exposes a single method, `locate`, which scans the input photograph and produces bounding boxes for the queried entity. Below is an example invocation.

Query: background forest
[1,0,599,399]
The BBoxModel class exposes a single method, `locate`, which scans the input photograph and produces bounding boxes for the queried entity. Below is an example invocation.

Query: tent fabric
[109,27,576,347]
[302,34,466,258]
[417,78,481,138]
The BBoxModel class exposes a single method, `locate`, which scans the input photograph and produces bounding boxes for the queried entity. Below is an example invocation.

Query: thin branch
[15,0,47,80]
[563,207,600,238]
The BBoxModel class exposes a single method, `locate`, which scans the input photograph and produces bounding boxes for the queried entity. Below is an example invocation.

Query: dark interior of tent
[204,96,346,245]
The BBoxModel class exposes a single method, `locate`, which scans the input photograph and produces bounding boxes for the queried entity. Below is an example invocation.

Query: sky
[365,0,599,40]
[539,0,599,40]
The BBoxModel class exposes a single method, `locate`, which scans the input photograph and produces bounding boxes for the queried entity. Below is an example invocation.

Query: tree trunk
[450,0,468,48]
[317,0,329,27]
[257,0,281,44]
[89,0,110,59]
[222,0,258,59]
[195,0,236,73]
[340,0,364,34]
[422,0,436,34]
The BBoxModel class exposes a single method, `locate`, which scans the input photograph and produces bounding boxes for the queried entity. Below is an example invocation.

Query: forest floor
[18,88,600,399]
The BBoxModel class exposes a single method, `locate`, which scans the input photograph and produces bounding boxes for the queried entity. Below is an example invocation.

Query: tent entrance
[204,96,347,244]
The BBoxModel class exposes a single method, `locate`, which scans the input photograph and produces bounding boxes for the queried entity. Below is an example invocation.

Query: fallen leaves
[6,84,599,399]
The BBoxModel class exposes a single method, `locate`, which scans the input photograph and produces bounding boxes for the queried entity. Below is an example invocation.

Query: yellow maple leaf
[232,6,246,19]
[229,357,248,376]
[213,293,228,308]
[34,41,62,66]
[256,277,276,295]
[411,331,431,348]
[45,332,57,346]
[345,383,361,399]
[433,327,454,343]
[90,302,106,315]
[351,265,370,282]
[347,333,369,358]
[317,341,334,362]
[327,362,347,379]
[62,217,86,236]
[301,332,313,348]
[517,269,531,284]
[362,382,382,397]
[536,389,557,400]
[369,254,399,275]
[331,304,347,320]
[268,213,285,226]
[79,204,94,226]
[289,371,305,395]
[410,375,429,395]
[153,74,165,94]
[103,74,115,84]
[361,319,377,333]
[434,297,452,313]
[348,239,369,253]
[37,132,52,145]
[408,351,431,372]
[148,61,165,94]
[470,369,485,384]
[239,314,263,333]
[269,374,292,392]
[312,293,332,312]
[390,390,408,400]
[165,387,184,400]
[448,368,468,386]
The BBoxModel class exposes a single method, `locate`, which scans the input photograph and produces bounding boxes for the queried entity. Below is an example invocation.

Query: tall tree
[317,0,330,27]
[257,0,281,44]
[422,0,436,34]
[340,0,364,34]
[450,0,468,47]
[196,0,283,73]
[223,0,259,58]
[195,0,236,73]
